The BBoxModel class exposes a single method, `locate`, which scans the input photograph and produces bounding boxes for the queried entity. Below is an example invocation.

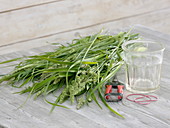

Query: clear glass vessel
[122,40,165,93]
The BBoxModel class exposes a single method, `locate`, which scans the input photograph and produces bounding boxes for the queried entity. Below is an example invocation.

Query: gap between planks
[0,6,170,48]
[0,0,64,14]
[1,0,170,46]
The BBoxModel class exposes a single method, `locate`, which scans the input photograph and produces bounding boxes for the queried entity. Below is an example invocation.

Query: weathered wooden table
[0,25,170,128]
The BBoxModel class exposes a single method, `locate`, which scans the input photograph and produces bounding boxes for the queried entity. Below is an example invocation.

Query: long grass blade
[0,57,23,64]
[45,98,69,109]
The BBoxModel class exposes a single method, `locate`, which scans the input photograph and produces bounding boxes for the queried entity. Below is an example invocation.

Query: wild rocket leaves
[0,31,139,118]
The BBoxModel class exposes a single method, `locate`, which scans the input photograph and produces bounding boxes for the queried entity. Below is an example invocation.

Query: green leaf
[82,61,98,64]
[0,57,23,64]
[32,56,73,65]
[45,98,69,109]
[59,72,75,77]
[42,68,78,73]
[32,76,57,91]
[91,93,102,109]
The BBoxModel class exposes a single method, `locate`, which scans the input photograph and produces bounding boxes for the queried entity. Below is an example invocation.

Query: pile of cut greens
[0,31,138,118]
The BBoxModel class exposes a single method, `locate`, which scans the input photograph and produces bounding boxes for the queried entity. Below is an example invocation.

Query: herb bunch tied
[0,31,139,118]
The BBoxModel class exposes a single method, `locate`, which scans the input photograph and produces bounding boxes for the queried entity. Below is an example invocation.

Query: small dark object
[104,81,124,102]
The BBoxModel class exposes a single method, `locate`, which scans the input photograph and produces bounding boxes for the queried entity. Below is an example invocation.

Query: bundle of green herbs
[0,30,139,118]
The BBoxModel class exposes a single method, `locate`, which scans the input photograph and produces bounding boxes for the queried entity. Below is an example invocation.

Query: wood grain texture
[0,7,170,54]
[0,0,62,13]
[0,0,170,46]
[0,89,104,128]
[0,25,170,128]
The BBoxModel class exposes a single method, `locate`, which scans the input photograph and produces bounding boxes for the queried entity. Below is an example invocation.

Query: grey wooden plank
[0,5,170,55]
[0,87,105,128]
[1,0,170,46]
[0,25,170,128]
